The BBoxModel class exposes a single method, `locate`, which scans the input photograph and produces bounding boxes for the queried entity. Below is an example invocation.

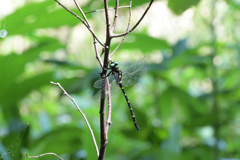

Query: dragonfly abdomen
[119,83,140,131]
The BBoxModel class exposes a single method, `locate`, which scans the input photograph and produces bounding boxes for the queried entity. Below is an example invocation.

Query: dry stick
[111,0,119,31]
[94,38,103,68]
[50,81,99,157]
[54,0,105,47]
[26,153,63,160]
[72,0,103,68]
[73,0,90,26]
[112,0,154,38]
[110,0,132,56]
[85,6,130,15]
[105,79,112,133]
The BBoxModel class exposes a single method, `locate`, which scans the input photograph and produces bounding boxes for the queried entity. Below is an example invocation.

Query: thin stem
[50,81,99,157]
[54,0,105,47]
[111,0,119,31]
[110,0,132,56]
[85,6,130,15]
[93,38,103,68]
[112,0,154,38]
[73,0,91,27]
[26,153,63,160]
[106,80,112,133]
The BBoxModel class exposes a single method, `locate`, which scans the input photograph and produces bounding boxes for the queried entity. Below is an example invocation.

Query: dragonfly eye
[110,62,115,67]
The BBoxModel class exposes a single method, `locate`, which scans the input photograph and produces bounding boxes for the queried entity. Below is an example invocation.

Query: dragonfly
[94,55,150,131]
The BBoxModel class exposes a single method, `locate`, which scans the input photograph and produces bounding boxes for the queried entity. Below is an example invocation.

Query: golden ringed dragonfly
[94,55,150,131]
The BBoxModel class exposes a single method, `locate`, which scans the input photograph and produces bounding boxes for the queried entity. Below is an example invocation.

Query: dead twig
[26,153,63,160]
[54,0,105,47]
[50,81,99,157]
[112,0,154,38]
[110,0,132,56]
[85,6,130,14]
[111,0,119,31]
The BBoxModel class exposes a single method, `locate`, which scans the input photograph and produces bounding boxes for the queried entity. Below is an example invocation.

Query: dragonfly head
[109,61,118,68]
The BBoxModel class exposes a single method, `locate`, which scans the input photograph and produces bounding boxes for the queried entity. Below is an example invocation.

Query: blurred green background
[1,0,240,160]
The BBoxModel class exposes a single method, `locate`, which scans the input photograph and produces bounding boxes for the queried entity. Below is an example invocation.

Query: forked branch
[54,0,104,47]
[112,0,154,38]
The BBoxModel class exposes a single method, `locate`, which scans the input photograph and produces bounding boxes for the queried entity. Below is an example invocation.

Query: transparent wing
[94,81,120,99]
[122,67,148,87]
[94,55,149,99]
[94,75,116,88]
[94,75,121,99]
[121,55,149,87]
[122,55,150,76]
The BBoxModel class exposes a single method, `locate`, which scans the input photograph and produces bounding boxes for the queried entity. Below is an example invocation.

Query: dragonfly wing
[94,80,120,99]
[94,75,116,88]
[122,67,148,87]
[122,55,150,75]
[94,75,121,99]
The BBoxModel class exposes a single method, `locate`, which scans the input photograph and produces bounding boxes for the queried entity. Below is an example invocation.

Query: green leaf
[3,1,86,35]
[111,34,170,53]
[168,0,200,15]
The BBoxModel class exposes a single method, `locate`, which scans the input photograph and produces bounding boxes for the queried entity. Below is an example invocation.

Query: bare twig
[106,80,112,133]
[73,0,90,27]
[110,0,132,56]
[85,6,130,15]
[111,0,119,31]
[93,38,103,68]
[72,0,103,68]
[54,0,105,47]
[112,0,154,38]
[26,153,63,160]
[50,81,99,157]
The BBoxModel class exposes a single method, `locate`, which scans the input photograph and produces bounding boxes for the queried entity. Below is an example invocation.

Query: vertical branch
[111,0,132,56]
[93,38,103,68]
[98,0,113,159]
[111,0,119,31]
[106,81,112,133]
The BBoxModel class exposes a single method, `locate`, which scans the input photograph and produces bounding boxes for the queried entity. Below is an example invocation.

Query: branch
[85,6,130,15]
[54,0,105,47]
[73,0,91,27]
[106,81,112,133]
[26,153,63,160]
[50,81,99,157]
[98,1,113,159]
[99,83,108,160]
[111,0,119,31]
[72,0,104,67]
[110,0,132,56]
[112,0,154,38]
[93,38,103,68]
